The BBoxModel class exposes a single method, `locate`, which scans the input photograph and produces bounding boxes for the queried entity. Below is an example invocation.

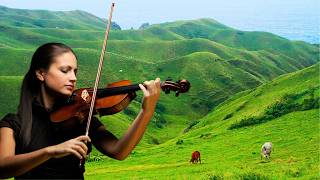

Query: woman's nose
[70,72,77,81]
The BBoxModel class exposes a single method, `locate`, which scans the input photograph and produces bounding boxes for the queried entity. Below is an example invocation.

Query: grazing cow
[190,151,201,164]
[261,142,273,160]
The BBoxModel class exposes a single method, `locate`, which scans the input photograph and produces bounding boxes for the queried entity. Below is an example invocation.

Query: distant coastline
[230,24,319,44]
[0,4,318,44]
[214,13,319,44]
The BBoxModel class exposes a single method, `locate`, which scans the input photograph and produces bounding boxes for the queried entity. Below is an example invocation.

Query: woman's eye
[61,69,68,73]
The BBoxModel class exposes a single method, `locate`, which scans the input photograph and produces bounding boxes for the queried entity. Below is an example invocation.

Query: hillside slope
[85,63,320,179]
[0,6,318,143]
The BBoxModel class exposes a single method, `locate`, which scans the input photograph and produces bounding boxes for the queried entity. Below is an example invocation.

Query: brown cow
[190,151,201,164]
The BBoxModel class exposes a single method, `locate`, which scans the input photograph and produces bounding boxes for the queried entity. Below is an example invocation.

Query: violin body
[50,79,190,127]
[96,80,137,115]
[51,80,136,124]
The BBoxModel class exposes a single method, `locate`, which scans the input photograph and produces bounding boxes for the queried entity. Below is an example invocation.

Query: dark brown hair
[18,42,76,148]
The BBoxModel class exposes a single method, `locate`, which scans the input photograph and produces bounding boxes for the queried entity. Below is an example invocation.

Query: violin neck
[97,84,141,98]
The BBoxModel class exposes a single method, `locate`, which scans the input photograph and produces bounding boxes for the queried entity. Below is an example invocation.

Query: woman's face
[38,51,78,97]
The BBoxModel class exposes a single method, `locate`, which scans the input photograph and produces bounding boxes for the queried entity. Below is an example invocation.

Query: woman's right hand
[46,135,91,159]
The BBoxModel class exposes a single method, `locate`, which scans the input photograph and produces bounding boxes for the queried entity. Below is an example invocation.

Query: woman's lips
[65,85,74,91]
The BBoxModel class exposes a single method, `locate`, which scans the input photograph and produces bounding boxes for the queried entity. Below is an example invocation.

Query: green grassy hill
[0,6,319,147]
[85,63,320,179]
[156,18,318,62]
[0,5,106,30]
[0,76,22,118]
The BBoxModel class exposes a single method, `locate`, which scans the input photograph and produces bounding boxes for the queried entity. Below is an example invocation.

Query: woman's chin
[58,90,73,97]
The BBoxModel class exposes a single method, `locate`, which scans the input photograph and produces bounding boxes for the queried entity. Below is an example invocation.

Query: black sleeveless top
[0,100,103,179]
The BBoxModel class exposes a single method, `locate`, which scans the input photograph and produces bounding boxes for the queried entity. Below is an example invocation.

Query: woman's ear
[35,69,45,81]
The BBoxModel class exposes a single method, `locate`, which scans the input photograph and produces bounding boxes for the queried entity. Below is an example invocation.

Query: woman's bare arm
[93,78,161,160]
[0,127,90,178]
[93,109,154,160]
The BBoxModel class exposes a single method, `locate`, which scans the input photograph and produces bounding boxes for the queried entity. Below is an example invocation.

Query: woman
[0,43,161,179]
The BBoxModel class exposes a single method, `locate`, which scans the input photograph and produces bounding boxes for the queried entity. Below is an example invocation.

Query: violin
[62,3,190,172]
[50,78,190,126]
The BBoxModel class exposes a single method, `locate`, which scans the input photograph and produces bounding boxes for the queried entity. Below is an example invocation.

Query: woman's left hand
[138,77,161,112]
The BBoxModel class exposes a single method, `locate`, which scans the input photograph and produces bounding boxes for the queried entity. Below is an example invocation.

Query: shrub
[87,155,102,162]
[123,108,136,117]
[229,117,265,130]
[265,100,300,118]
[176,139,183,145]
[200,133,212,138]
[154,115,167,129]
[229,90,320,130]
[151,137,160,145]
[301,97,319,110]
[156,103,166,113]
[238,172,269,180]
[223,113,233,120]
[183,120,200,133]
[207,174,224,180]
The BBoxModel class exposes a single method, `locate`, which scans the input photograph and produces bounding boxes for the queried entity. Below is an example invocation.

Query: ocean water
[223,15,319,44]
[211,1,320,44]
[0,1,318,44]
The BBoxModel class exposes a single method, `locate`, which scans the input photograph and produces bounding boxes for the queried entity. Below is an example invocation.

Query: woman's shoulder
[1,113,20,122]
[0,113,21,131]
[2,113,18,119]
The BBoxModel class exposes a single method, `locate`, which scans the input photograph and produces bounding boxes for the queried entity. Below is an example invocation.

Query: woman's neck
[39,84,56,110]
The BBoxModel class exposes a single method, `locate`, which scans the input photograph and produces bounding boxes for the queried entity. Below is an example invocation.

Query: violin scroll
[161,78,191,97]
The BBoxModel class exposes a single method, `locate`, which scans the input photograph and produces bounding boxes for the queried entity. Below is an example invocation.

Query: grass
[0,76,22,118]
[82,63,320,179]
[84,109,319,179]
[0,7,319,179]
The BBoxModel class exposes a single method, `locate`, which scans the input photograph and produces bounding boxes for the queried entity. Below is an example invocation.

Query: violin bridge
[81,89,91,103]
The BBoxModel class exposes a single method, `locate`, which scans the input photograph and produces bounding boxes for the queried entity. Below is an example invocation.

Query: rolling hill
[85,63,320,179]
[0,6,318,144]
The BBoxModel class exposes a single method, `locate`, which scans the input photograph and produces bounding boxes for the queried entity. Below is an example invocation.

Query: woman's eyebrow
[60,65,76,70]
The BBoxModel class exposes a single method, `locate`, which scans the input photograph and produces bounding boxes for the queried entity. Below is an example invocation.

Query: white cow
[261,142,273,160]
